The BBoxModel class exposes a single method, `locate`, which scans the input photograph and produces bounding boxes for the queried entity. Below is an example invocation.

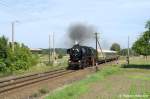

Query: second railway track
[0,68,75,94]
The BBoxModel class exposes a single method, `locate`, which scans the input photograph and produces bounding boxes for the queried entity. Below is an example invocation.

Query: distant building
[30,48,43,54]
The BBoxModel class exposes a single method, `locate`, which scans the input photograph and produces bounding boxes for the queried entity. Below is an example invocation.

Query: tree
[145,20,150,31]
[132,31,150,58]
[0,36,8,59]
[110,43,121,52]
[0,36,8,72]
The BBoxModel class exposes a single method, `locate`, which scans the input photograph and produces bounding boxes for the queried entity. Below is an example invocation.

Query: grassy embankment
[45,57,150,99]
[0,55,68,78]
[45,66,120,99]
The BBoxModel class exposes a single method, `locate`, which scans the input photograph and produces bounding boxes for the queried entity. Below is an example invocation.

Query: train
[67,44,118,69]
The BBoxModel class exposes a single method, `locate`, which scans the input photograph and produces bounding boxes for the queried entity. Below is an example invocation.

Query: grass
[45,56,150,99]
[129,56,150,64]
[122,56,150,69]
[128,74,150,81]
[45,65,120,99]
[29,87,49,98]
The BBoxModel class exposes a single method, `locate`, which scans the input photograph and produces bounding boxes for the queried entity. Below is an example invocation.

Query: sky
[0,0,150,49]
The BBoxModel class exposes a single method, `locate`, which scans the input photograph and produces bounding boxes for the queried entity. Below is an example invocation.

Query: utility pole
[95,33,98,65]
[53,32,55,63]
[95,32,99,71]
[49,35,51,64]
[95,32,98,62]
[11,21,19,52]
[127,36,130,64]
[97,40,105,62]
[12,22,15,52]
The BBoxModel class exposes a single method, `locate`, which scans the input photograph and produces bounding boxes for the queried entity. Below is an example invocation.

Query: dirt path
[79,69,150,99]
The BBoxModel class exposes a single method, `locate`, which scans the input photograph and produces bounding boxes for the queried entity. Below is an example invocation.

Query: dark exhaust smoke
[68,23,96,45]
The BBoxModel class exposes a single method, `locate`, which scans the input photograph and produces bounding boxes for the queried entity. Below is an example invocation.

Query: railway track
[0,59,118,94]
[0,68,74,94]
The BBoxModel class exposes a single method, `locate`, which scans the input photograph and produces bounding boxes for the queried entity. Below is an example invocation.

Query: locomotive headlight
[78,60,81,63]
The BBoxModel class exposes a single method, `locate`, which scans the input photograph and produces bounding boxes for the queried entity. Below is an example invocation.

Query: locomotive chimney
[75,40,78,45]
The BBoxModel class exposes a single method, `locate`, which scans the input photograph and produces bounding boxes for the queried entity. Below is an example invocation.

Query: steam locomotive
[67,44,96,69]
[67,44,119,70]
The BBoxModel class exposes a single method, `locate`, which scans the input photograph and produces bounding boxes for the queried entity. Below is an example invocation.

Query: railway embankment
[45,57,150,99]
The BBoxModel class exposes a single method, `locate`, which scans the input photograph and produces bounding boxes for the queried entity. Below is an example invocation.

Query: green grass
[129,84,137,95]
[129,56,150,64]
[45,57,150,99]
[45,65,120,99]
[128,75,150,81]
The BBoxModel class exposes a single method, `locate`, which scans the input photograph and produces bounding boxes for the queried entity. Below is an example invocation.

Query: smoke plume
[68,23,96,45]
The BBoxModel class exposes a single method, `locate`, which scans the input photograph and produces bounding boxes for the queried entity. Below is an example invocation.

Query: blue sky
[0,0,150,49]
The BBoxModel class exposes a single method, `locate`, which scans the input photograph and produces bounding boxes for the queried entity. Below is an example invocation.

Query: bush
[0,36,39,73]
[30,54,39,66]
[39,87,49,94]
[14,60,29,70]
[0,61,7,72]
[58,54,63,59]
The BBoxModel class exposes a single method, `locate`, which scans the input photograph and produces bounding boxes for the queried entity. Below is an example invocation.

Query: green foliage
[58,54,63,59]
[0,60,7,72]
[0,36,8,59]
[145,20,150,30]
[132,31,150,56]
[0,36,39,73]
[110,43,121,52]
[39,87,49,94]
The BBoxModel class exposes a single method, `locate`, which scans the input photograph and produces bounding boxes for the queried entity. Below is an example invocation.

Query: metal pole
[11,20,19,52]
[53,32,55,62]
[95,32,98,71]
[49,35,51,64]
[97,40,105,61]
[12,22,14,52]
[95,33,98,62]
[127,36,130,64]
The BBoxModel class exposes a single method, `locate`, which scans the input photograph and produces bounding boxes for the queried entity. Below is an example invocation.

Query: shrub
[58,54,63,59]
[39,87,49,94]
[0,61,7,72]
[0,36,39,73]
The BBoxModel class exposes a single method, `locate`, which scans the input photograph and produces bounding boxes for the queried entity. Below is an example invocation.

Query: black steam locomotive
[67,44,119,70]
[67,44,96,69]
